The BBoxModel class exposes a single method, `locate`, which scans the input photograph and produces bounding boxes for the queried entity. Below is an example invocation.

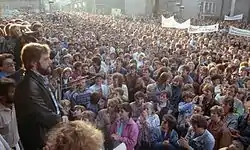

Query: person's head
[210,105,224,122]
[90,92,101,105]
[182,84,195,93]
[94,74,104,85]
[60,99,71,113]
[158,72,172,84]
[161,114,177,132]
[81,110,96,124]
[128,63,136,74]
[142,67,151,78]
[222,96,234,114]
[92,56,101,68]
[182,91,195,103]
[142,102,155,116]
[62,67,72,78]
[73,61,82,72]
[119,102,132,121]
[0,53,15,74]
[44,121,104,150]
[159,90,169,102]
[82,63,89,74]
[190,114,208,133]
[245,79,250,89]
[171,75,183,87]
[107,98,120,113]
[193,105,203,115]
[115,57,123,68]
[112,73,124,87]
[201,83,214,100]
[0,78,15,105]
[9,24,22,37]
[21,43,52,75]
[226,85,237,97]
[211,74,222,86]
[244,100,250,114]
[178,65,190,77]
[134,91,146,105]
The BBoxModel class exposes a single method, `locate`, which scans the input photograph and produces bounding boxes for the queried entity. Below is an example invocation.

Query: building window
[200,1,216,14]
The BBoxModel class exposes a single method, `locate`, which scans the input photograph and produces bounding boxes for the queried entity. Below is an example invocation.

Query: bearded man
[14,43,64,150]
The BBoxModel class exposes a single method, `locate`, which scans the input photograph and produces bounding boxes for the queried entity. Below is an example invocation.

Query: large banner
[224,14,243,21]
[175,19,191,29]
[162,16,177,28]
[162,15,190,29]
[111,8,122,16]
[229,26,250,37]
[188,24,219,33]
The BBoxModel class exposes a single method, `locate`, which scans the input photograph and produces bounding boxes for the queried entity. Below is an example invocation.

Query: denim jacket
[185,128,215,150]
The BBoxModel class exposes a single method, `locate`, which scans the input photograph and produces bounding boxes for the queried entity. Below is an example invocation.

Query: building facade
[160,0,250,21]
[0,0,41,14]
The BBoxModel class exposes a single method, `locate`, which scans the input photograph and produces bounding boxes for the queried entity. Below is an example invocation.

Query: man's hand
[178,137,189,149]
[111,134,120,141]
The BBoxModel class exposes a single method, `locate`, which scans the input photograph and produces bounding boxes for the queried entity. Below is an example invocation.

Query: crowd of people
[0,10,250,150]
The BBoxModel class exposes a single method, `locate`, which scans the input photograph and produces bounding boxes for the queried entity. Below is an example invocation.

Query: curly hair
[44,121,104,150]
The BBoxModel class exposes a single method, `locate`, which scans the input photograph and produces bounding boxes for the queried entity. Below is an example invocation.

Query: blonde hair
[60,99,71,108]
[44,121,104,150]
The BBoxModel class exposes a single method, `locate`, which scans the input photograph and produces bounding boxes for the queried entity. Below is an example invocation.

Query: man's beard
[37,63,52,76]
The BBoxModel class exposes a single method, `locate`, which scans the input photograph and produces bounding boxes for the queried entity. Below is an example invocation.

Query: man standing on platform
[14,43,66,150]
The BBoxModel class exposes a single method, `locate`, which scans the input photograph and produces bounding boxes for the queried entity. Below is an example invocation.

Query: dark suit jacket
[14,70,61,150]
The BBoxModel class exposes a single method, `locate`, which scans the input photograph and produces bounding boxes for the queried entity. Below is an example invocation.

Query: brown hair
[190,114,208,129]
[202,83,214,94]
[44,121,103,150]
[119,102,132,118]
[0,53,14,67]
[210,105,224,118]
[107,98,120,112]
[112,73,124,87]
[21,43,50,70]
[73,61,82,70]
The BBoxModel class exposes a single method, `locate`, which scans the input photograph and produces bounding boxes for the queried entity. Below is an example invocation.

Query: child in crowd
[177,91,195,136]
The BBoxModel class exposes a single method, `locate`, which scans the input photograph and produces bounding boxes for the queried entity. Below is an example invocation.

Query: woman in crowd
[208,105,232,149]
[110,102,139,150]
[96,98,120,150]
[222,96,238,129]
[109,73,128,102]
[151,114,179,150]
[137,102,160,150]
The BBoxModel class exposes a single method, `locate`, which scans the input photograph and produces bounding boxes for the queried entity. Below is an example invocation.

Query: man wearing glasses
[0,54,15,79]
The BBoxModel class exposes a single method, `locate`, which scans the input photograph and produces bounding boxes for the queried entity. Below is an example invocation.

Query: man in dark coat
[14,43,65,150]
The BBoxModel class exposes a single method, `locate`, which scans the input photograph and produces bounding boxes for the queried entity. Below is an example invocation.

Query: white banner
[224,14,243,21]
[175,19,191,29]
[162,15,190,29]
[162,16,177,28]
[111,8,122,16]
[229,26,250,37]
[188,24,219,33]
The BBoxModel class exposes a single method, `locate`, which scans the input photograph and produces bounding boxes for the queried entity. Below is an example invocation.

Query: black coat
[14,71,61,150]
